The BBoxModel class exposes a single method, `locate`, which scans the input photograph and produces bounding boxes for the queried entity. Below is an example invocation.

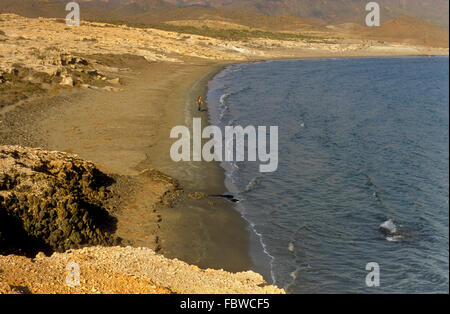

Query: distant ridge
[162,0,450,28]
[328,15,449,48]
[1,0,448,27]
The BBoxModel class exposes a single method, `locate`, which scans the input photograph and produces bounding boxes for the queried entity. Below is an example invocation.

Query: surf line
[170,118,278,173]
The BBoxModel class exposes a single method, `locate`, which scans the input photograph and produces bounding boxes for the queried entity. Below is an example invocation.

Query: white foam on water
[218,93,230,122]
[283,267,301,292]
[288,242,295,252]
[222,160,277,284]
[208,63,279,287]
[219,93,230,105]
[290,268,300,280]
[244,174,261,193]
[386,235,403,242]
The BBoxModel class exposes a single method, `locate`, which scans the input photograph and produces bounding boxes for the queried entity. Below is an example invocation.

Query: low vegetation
[152,23,320,41]
[89,18,320,41]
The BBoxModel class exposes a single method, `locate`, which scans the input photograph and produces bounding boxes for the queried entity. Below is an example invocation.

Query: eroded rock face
[0,145,120,255]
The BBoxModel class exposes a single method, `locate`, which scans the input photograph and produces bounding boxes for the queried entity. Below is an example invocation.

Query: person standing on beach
[196,96,205,111]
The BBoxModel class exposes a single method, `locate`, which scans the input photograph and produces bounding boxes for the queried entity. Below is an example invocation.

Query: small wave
[244,174,261,193]
[290,268,299,280]
[219,93,230,105]
[216,87,253,122]
[223,161,240,182]
[245,219,276,285]
[224,136,234,162]
[218,93,231,122]
[283,267,300,292]
[386,235,404,242]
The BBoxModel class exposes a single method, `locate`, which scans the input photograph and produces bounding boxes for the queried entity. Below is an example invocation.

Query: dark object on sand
[212,194,240,203]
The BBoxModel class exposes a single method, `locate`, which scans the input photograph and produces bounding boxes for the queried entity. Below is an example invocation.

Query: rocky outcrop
[0,146,285,294]
[0,145,120,255]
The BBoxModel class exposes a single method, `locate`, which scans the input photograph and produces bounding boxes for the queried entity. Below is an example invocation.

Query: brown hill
[327,15,449,48]
[0,0,64,18]
[366,15,449,47]
[167,0,449,28]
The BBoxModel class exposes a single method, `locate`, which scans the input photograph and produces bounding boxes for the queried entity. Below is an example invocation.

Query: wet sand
[138,61,257,272]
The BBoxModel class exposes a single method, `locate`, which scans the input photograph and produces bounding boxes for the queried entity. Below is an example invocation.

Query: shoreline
[142,60,259,273]
[186,53,450,286]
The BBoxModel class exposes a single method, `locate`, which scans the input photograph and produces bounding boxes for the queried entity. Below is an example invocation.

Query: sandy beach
[0,54,258,270]
[0,54,269,293]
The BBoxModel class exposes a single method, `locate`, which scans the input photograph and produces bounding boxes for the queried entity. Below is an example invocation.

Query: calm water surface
[207,57,449,293]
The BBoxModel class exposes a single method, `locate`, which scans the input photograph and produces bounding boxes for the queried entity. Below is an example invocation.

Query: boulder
[60,76,73,86]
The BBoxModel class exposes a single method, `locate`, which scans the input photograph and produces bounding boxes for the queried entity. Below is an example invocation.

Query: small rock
[102,86,120,92]
[60,76,73,86]
[107,78,120,85]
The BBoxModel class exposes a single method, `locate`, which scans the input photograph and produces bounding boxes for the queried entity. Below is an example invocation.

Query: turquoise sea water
[207,57,449,293]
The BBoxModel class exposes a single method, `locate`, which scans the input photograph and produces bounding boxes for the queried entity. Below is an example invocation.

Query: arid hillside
[0,0,448,48]
[366,15,449,47]
[167,0,450,28]
[0,0,449,41]
[326,15,449,48]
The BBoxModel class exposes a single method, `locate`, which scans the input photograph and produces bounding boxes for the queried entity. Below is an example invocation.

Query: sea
[206,56,449,293]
